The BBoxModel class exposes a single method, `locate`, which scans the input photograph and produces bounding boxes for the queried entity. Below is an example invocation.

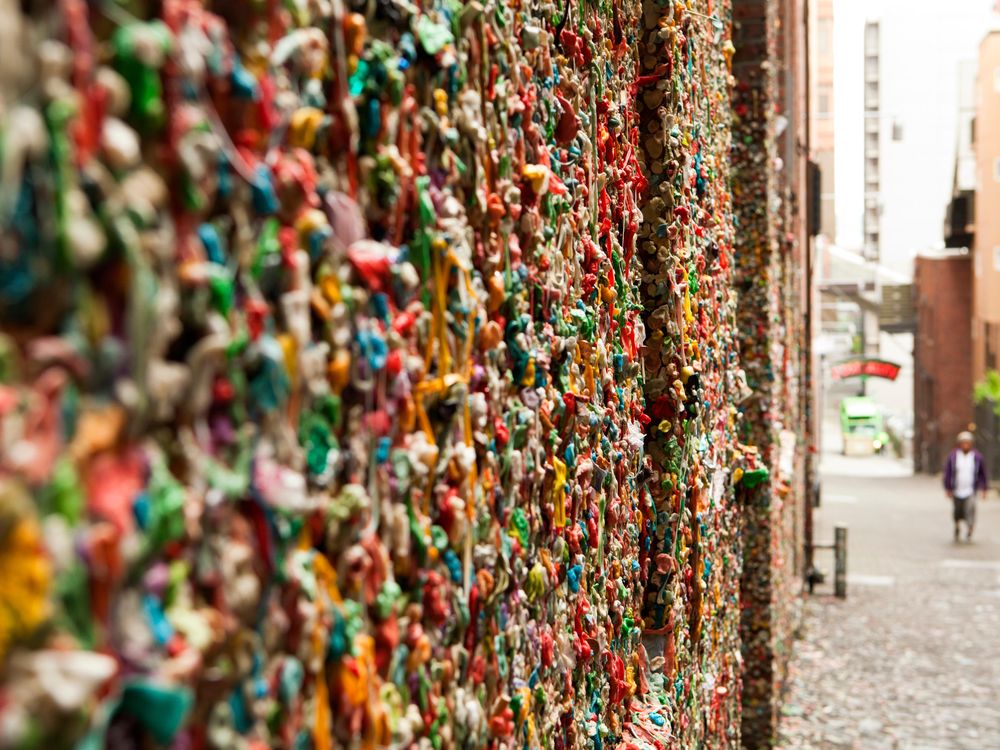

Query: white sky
[833,0,998,277]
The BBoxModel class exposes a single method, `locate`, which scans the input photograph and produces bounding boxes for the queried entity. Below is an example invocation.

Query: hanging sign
[830,358,902,381]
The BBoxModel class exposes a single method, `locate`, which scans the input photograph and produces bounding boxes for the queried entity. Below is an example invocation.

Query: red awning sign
[830,359,901,382]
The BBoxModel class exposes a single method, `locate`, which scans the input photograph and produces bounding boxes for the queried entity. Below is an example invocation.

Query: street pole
[858,305,867,396]
[834,525,848,598]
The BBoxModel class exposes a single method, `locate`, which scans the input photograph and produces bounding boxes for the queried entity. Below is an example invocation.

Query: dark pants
[953,495,977,527]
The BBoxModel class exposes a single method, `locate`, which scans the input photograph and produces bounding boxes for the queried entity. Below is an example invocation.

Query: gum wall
[0,0,808,748]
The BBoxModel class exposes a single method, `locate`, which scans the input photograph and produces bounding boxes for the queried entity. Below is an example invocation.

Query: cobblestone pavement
[777,432,1000,750]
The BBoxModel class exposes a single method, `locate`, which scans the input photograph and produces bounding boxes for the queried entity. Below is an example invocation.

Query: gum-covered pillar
[632,0,746,745]
[730,0,782,747]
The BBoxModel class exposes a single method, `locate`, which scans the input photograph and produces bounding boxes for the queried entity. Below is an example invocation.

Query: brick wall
[914,254,974,473]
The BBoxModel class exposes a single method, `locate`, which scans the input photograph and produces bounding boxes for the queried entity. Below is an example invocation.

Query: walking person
[943,431,988,542]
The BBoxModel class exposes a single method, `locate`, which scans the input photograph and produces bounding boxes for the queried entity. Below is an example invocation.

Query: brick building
[913,250,973,473]
[935,31,1000,479]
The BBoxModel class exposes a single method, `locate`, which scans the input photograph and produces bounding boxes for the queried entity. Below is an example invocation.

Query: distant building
[913,250,973,474]
[863,20,881,262]
[943,60,977,251]
[816,242,908,363]
[972,32,1000,386]
[810,0,835,241]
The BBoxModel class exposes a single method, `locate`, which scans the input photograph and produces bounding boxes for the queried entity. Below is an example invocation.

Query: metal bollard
[834,525,847,599]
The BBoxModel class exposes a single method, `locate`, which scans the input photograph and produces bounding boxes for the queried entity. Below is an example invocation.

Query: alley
[778,430,1000,749]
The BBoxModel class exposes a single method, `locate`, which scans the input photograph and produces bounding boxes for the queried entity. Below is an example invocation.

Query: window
[817,18,832,57]
[865,158,879,183]
[865,21,880,52]
[817,83,832,117]
[994,67,1000,92]
[865,81,879,110]
[994,157,1000,182]
[993,246,1000,272]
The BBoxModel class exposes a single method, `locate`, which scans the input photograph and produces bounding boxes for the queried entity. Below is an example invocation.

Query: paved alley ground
[777,430,1000,750]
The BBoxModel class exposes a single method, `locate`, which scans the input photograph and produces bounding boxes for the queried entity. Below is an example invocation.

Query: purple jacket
[943,448,988,494]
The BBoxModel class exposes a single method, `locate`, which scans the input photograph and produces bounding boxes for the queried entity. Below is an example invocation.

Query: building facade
[863,20,882,262]
[973,32,1000,386]
[810,0,836,241]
